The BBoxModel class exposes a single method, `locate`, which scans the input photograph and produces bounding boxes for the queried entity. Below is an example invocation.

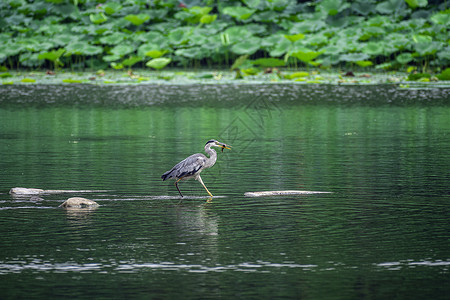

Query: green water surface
[0,84,449,299]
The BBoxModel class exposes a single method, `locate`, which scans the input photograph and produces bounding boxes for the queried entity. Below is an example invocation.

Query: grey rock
[59,197,99,208]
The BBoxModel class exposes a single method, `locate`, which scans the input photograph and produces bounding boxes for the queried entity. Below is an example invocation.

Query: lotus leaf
[145,50,168,59]
[38,48,65,63]
[224,26,253,44]
[251,58,285,67]
[269,39,291,57]
[321,45,343,55]
[375,62,394,69]
[230,55,249,71]
[168,27,192,45]
[289,72,309,79]
[222,6,256,20]
[289,20,326,33]
[21,78,36,83]
[25,42,54,52]
[405,0,428,8]
[252,11,280,23]
[110,62,123,70]
[317,0,350,16]
[436,68,450,80]
[352,2,375,16]
[90,13,108,25]
[339,53,369,62]
[175,47,207,59]
[362,42,384,56]
[124,14,150,26]
[437,48,450,61]
[430,12,450,26]
[83,45,103,56]
[290,48,323,63]
[231,38,261,55]
[0,72,12,78]
[52,34,76,46]
[110,45,135,57]
[242,68,260,76]
[103,55,121,62]
[355,60,373,67]
[146,57,171,70]
[284,33,305,42]
[375,0,406,15]
[200,14,217,24]
[396,53,413,64]
[414,41,442,56]
[100,32,127,45]
[261,34,286,47]
[103,2,122,15]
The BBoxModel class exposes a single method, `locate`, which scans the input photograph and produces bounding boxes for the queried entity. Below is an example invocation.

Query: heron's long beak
[218,142,231,150]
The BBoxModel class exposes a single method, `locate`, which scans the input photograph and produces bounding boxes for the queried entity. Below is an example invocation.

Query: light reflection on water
[0,84,449,299]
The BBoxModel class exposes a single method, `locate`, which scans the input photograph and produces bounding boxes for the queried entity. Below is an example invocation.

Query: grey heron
[161,139,231,197]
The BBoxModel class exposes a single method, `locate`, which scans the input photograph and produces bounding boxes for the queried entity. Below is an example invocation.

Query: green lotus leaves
[317,0,350,16]
[414,41,442,56]
[124,14,150,26]
[396,53,413,64]
[110,44,135,57]
[38,49,65,65]
[146,57,171,70]
[362,42,384,56]
[200,14,217,24]
[99,32,127,45]
[222,6,256,20]
[430,11,450,26]
[103,2,122,15]
[340,53,370,62]
[168,28,191,45]
[405,0,428,9]
[145,50,168,59]
[284,33,305,42]
[83,45,103,56]
[90,13,108,25]
[231,38,261,55]
[376,0,406,15]
[251,58,285,67]
[269,39,291,57]
[175,48,206,59]
[290,48,324,63]
[122,56,142,67]
[0,0,448,73]
[355,60,373,67]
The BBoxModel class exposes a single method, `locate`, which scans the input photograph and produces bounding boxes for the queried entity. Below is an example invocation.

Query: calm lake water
[0,84,449,299]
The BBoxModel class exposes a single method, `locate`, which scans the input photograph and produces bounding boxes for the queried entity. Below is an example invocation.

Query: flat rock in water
[9,187,109,195]
[244,190,332,197]
[9,187,44,195]
[59,197,99,208]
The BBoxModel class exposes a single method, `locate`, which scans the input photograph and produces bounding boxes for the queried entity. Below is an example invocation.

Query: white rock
[59,197,99,208]
[9,187,44,195]
[244,190,332,197]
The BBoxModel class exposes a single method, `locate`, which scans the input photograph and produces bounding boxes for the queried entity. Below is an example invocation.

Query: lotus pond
[0,83,449,299]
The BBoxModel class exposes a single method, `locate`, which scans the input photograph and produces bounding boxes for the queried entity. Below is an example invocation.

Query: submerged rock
[59,197,99,208]
[9,187,44,195]
[244,190,332,197]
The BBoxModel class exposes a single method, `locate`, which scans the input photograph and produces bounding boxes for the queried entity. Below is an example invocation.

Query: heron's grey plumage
[161,139,231,197]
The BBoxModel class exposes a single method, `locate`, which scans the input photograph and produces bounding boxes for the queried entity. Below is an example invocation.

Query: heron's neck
[204,146,217,169]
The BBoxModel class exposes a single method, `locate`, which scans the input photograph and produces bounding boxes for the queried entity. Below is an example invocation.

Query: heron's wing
[161,153,207,180]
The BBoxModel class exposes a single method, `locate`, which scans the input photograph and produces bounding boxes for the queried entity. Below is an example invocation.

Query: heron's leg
[175,178,184,197]
[197,175,213,197]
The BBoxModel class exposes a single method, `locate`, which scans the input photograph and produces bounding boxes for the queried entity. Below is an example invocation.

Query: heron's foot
[206,197,213,203]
